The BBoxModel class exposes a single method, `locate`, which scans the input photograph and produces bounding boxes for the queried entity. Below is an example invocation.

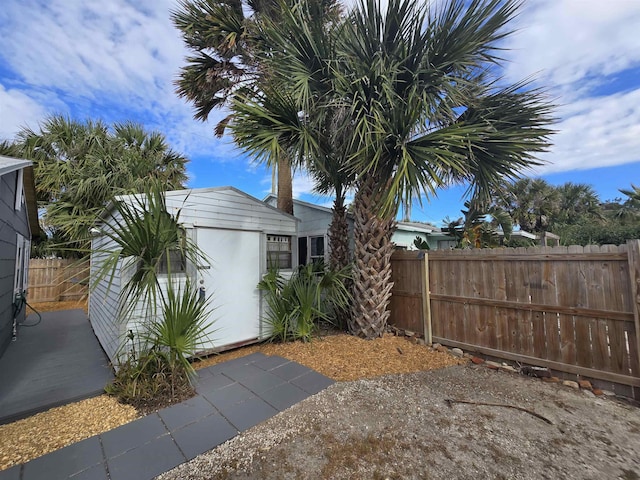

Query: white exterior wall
[89,229,124,363]
[89,187,298,365]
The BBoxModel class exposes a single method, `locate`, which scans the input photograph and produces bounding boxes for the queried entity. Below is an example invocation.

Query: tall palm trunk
[349,176,395,338]
[277,154,294,215]
[328,195,350,271]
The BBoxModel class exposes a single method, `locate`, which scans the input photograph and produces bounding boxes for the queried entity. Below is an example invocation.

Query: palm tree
[497,178,559,233]
[172,0,341,215]
[10,115,188,254]
[444,200,513,249]
[230,0,554,338]
[555,182,603,226]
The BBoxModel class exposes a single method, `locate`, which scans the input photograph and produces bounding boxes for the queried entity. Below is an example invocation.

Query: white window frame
[266,234,293,270]
[309,235,326,264]
[298,233,327,266]
[14,168,24,211]
[14,233,27,294]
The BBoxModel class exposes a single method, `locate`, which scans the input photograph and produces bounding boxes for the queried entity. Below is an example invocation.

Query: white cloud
[504,0,640,93]
[0,0,233,160]
[0,0,182,106]
[536,88,640,174]
[497,0,640,174]
[0,85,47,140]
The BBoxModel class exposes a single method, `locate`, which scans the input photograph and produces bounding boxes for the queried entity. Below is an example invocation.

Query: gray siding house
[264,194,450,263]
[0,156,40,358]
[89,187,298,364]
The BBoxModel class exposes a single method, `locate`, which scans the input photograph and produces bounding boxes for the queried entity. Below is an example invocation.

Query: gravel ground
[159,365,640,480]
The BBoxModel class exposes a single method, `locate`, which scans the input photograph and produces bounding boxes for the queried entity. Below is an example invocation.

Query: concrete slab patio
[1,352,335,480]
[0,309,114,425]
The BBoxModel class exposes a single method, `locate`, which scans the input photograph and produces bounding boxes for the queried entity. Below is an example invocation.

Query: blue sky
[1,0,639,226]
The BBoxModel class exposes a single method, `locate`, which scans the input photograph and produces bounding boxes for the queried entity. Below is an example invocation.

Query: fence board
[390,242,640,390]
[28,259,89,303]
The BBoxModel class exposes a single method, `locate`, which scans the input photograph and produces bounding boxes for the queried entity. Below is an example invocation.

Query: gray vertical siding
[0,170,30,358]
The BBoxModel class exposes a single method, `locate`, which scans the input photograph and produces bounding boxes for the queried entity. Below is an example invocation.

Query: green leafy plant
[413,236,430,250]
[93,185,215,407]
[145,279,215,380]
[258,262,351,342]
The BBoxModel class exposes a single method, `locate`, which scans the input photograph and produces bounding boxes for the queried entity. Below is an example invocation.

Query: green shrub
[258,262,351,342]
[95,186,214,407]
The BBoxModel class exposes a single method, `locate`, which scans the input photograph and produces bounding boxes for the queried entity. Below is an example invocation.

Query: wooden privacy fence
[389,242,640,394]
[27,259,89,303]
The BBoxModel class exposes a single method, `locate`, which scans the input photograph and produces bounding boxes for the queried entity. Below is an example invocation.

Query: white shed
[89,187,298,364]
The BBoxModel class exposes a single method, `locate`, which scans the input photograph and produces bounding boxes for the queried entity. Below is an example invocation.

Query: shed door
[197,228,261,348]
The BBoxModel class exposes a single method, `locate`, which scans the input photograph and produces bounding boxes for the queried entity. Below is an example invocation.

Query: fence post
[627,239,640,376]
[422,252,432,345]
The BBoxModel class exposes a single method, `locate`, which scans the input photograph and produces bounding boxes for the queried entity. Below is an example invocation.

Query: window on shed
[267,235,292,269]
[158,249,186,274]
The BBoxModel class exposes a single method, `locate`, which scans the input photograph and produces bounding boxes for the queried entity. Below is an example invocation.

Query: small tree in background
[4,115,188,257]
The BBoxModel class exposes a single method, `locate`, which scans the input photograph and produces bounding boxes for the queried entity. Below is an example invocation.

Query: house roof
[263,194,443,234]
[263,193,336,215]
[0,155,42,240]
[396,221,438,234]
[0,156,31,177]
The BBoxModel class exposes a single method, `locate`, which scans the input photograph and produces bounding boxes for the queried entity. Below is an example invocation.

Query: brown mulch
[0,396,138,470]
[26,299,88,314]
[0,299,464,471]
[194,332,465,382]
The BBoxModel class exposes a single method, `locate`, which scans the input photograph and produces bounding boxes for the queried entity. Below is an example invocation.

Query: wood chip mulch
[193,332,465,382]
[0,327,464,471]
[0,396,138,470]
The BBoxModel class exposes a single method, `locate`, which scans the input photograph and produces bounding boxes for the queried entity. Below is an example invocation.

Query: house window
[298,235,327,266]
[309,236,325,264]
[437,239,458,250]
[267,235,292,269]
[14,234,26,294]
[14,169,24,211]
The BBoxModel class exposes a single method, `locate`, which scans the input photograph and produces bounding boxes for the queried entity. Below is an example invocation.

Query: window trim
[14,233,26,294]
[309,235,326,264]
[266,234,293,270]
[14,168,24,211]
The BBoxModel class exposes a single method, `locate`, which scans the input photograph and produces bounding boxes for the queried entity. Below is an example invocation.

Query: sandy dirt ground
[159,365,640,480]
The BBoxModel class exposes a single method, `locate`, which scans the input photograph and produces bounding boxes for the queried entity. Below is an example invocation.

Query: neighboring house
[89,187,298,364]
[0,156,41,359]
[392,221,453,250]
[497,230,560,247]
[264,194,450,263]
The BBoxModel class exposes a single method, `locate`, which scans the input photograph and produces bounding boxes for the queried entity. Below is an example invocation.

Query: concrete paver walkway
[0,352,334,480]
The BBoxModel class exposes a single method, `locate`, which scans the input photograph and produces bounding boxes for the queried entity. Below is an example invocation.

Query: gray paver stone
[172,413,238,460]
[22,436,103,480]
[101,413,168,458]
[220,396,278,431]
[107,434,185,480]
